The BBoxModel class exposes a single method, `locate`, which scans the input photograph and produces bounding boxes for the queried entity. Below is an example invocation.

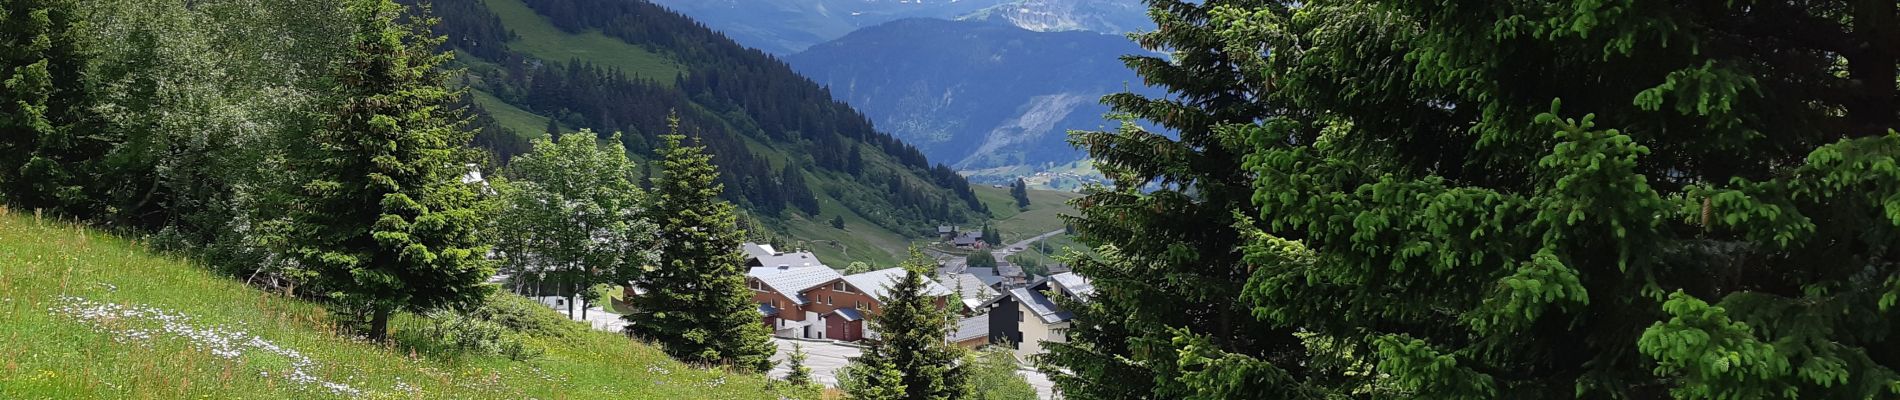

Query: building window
[833,282,848,292]
[749,280,763,291]
[827,296,834,305]
[856,301,866,309]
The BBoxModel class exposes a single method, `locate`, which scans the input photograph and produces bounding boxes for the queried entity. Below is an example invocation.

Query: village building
[995,262,1029,287]
[982,272,1093,362]
[741,243,827,269]
[747,265,955,342]
[949,315,990,349]
[937,272,1002,313]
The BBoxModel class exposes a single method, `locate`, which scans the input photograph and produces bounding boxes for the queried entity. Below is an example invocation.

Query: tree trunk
[369,307,392,341]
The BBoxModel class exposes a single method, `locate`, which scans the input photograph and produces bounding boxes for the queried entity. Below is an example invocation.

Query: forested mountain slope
[421,0,991,264]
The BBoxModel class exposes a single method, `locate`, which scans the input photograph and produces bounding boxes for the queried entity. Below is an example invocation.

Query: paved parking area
[768,338,1058,399]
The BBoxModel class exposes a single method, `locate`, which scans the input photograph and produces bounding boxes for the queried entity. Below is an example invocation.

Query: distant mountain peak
[958,0,1151,34]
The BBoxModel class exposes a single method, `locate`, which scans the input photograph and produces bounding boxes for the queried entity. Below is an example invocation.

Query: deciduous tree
[496,130,655,319]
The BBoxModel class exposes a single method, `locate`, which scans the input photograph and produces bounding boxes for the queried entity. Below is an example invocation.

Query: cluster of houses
[938,225,988,249]
[739,242,1090,362]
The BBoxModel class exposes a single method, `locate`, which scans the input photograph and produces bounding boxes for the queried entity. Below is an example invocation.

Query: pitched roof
[1048,272,1095,298]
[962,267,1003,286]
[741,243,778,260]
[843,268,953,301]
[1009,287,1073,324]
[748,266,843,304]
[829,307,863,321]
[937,273,1001,309]
[996,263,1024,278]
[949,314,989,342]
[752,250,828,269]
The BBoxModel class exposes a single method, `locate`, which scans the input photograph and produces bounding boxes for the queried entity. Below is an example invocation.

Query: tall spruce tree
[781,164,818,215]
[0,0,107,218]
[626,115,774,372]
[1055,0,1900,399]
[1010,178,1030,209]
[281,0,492,341]
[1037,0,1309,398]
[840,248,966,400]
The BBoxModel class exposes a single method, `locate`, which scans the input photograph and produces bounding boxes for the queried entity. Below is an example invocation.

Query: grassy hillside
[480,0,683,81]
[972,185,1082,244]
[0,209,784,399]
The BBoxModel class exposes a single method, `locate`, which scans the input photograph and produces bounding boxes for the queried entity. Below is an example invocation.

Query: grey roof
[741,242,778,261]
[843,268,953,301]
[829,307,863,321]
[937,273,1001,309]
[997,263,1025,278]
[963,267,1003,284]
[749,266,843,304]
[752,250,828,269]
[949,314,989,342]
[938,225,956,234]
[1009,287,1073,324]
[1048,272,1094,298]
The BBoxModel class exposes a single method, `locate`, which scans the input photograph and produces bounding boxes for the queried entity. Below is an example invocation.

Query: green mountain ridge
[425,0,995,266]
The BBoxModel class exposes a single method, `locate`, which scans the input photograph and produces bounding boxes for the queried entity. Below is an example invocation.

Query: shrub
[468,292,577,337]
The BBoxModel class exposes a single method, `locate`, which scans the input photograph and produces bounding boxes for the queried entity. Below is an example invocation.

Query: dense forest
[414,0,987,235]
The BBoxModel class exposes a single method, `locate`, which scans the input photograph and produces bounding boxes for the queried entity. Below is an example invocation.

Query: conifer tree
[784,342,814,387]
[0,0,106,217]
[1054,0,1900,398]
[781,164,819,215]
[1038,0,1306,398]
[281,0,492,341]
[1009,178,1030,209]
[846,145,864,176]
[626,115,774,372]
[841,248,966,400]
